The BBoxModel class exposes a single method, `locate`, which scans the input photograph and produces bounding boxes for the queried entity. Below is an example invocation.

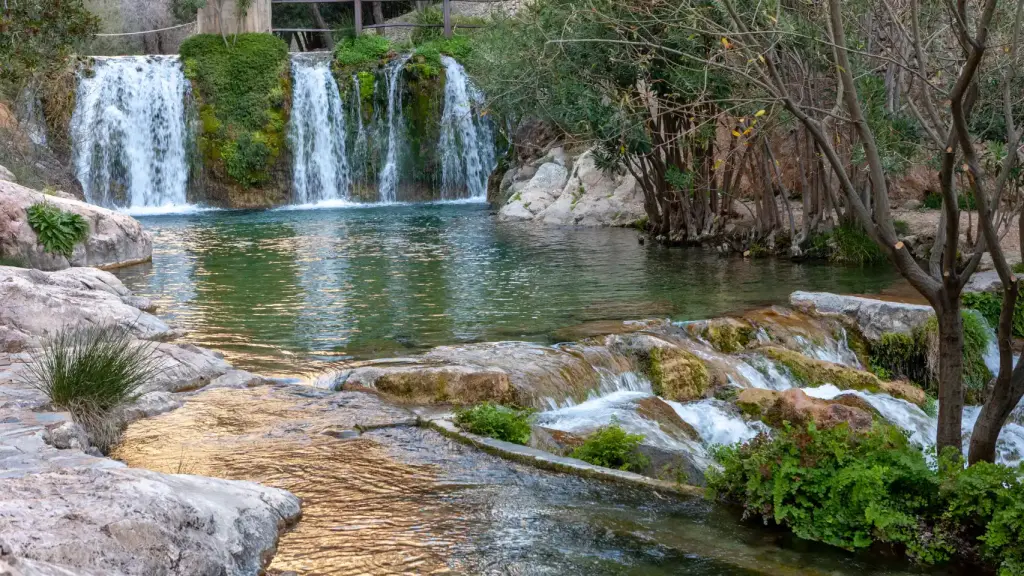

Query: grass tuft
[454,403,533,445]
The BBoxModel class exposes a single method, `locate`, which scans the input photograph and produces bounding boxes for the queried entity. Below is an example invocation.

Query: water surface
[115,204,900,374]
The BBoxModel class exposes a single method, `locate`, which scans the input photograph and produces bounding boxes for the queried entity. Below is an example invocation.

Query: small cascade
[377,55,411,203]
[438,56,496,199]
[669,399,769,449]
[70,56,190,209]
[290,54,352,204]
[349,74,371,188]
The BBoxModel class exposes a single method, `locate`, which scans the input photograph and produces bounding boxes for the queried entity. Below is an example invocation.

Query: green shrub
[26,202,89,258]
[894,219,910,235]
[922,191,977,211]
[1013,262,1024,274]
[923,191,943,209]
[963,291,1024,339]
[180,34,289,188]
[454,403,533,444]
[24,325,162,452]
[709,423,1024,572]
[830,222,886,265]
[411,6,487,45]
[570,423,650,472]
[334,34,392,69]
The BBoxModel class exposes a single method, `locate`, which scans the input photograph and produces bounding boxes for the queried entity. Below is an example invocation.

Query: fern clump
[26,202,89,258]
[570,423,649,472]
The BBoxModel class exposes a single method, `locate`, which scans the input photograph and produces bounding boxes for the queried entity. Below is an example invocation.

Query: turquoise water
[116,203,900,374]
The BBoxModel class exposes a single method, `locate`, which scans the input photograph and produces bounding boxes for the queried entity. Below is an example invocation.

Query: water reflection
[115,204,900,374]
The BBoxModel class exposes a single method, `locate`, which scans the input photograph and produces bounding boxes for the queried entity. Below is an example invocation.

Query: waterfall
[290,54,352,205]
[377,55,411,204]
[350,74,371,189]
[439,56,496,200]
[70,56,190,210]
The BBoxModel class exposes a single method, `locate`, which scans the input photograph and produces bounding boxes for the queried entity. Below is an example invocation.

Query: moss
[869,332,929,385]
[637,346,710,401]
[180,34,290,189]
[356,70,375,101]
[699,319,755,354]
[334,35,393,74]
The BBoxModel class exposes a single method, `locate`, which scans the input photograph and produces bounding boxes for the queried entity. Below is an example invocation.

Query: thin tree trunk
[936,296,967,454]
[373,2,384,25]
[309,5,334,50]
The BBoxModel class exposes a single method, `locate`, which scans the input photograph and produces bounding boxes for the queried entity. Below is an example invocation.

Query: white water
[669,399,769,448]
[71,56,190,209]
[439,56,496,200]
[377,55,411,203]
[290,55,352,204]
[350,74,371,188]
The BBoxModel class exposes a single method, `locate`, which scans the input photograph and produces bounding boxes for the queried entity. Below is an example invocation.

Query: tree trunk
[309,5,334,50]
[936,296,967,454]
[373,2,384,25]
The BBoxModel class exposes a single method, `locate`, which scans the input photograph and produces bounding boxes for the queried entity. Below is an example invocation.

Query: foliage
[334,34,392,69]
[870,332,928,385]
[180,34,289,188]
[0,0,98,88]
[808,223,886,265]
[570,423,650,472]
[1013,262,1024,274]
[26,202,88,258]
[454,403,533,445]
[922,191,978,211]
[411,5,487,45]
[963,291,1024,340]
[708,423,1024,572]
[894,220,910,235]
[171,0,206,23]
[414,35,474,67]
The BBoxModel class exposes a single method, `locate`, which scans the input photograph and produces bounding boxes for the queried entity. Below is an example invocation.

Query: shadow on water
[114,204,903,376]
[113,386,941,576]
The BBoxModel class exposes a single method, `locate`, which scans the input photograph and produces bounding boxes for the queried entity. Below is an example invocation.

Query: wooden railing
[270,0,474,38]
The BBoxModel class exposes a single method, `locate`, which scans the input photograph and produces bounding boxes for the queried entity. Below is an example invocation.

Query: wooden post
[354,0,363,36]
[443,0,452,38]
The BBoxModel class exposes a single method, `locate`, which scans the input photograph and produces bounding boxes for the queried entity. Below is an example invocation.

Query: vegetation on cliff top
[180,34,290,189]
[709,423,1024,574]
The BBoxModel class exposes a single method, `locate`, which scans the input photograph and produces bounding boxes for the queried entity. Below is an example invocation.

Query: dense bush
[708,423,1024,572]
[26,202,88,258]
[454,403,533,444]
[334,34,392,70]
[0,0,98,86]
[570,423,650,472]
[180,34,289,188]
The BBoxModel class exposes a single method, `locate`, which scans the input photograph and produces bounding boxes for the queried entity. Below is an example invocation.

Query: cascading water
[349,75,371,188]
[290,54,352,205]
[377,55,411,204]
[70,56,190,210]
[438,56,497,200]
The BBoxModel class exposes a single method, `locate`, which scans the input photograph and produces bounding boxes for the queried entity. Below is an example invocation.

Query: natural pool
[115,202,901,374]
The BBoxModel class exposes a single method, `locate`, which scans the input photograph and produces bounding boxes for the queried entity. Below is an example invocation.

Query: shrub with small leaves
[454,403,533,444]
[26,202,89,258]
[570,423,649,472]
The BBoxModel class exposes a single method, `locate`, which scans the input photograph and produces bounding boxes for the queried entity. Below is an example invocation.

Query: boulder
[736,388,874,431]
[0,180,152,271]
[0,267,172,350]
[42,421,89,451]
[206,369,270,390]
[497,162,569,221]
[0,164,15,183]
[0,466,300,576]
[685,317,756,354]
[338,363,513,405]
[609,333,711,401]
[147,343,232,393]
[120,392,184,424]
[790,291,933,341]
[536,150,646,227]
[963,270,1024,293]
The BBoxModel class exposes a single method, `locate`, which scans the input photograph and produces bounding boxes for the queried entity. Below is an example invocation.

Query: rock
[319,426,360,440]
[0,555,118,576]
[609,333,711,401]
[685,317,755,354]
[535,150,645,227]
[0,165,14,183]
[790,291,934,341]
[147,343,233,393]
[902,199,922,210]
[206,369,269,390]
[0,466,300,576]
[339,363,513,405]
[497,163,569,221]
[736,388,874,431]
[963,270,1024,293]
[120,392,184,424]
[42,421,89,451]
[0,180,152,271]
[761,346,926,406]
[634,396,700,441]
[0,267,173,348]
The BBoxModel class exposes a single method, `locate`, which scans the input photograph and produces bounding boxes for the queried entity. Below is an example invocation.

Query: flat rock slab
[0,180,152,271]
[790,291,934,340]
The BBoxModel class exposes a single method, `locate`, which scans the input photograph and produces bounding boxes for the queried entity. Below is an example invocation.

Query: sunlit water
[113,203,900,375]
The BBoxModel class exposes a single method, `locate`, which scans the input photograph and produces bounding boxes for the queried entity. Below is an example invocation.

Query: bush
[26,202,89,258]
[1013,262,1024,274]
[894,219,910,235]
[334,34,392,69]
[411,6,487,45]
[922,191,978,211]
[830,222,886,265]
[708,423,1024,572]
[454,403,533,444]
[24,325,162,452]
[570,423,650,472]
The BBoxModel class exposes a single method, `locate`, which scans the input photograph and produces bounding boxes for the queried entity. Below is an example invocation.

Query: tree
[0,0,99,88]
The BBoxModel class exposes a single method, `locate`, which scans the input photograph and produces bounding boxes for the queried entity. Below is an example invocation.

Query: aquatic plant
[454,403,533,445]
[570,423,649,472]
[26,202,88,258]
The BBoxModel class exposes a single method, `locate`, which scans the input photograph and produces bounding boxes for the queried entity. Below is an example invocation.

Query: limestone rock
[0,466,300,576]
[963,270,1024,293]
[736,388,874,431]
[0,180,152,271]
[147,343,233,393]
[0,266,173,348]
[0,164,15,183]
[120,392,184,424]
[609,333,711,401]
[206,369,269,390]
[685,317,755,354]
[42,421,89,451]
[497,162,568,221]
[536,150,646,227]
[790,291,933,341]
[339,363,513,405]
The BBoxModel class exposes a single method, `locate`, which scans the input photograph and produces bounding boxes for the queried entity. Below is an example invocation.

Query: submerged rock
[0,180,152,271]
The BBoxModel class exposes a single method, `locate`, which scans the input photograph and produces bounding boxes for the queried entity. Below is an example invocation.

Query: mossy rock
[736,388,874,431]
[638,346,711,402]
[760,346,926,406]
[348,365,513,405]
[689,318,755,353]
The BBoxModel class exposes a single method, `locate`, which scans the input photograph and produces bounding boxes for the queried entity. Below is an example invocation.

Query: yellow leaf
[758,55,766,64]
[713,159,724,170]
[755,110,766,117]
[742,127,753,136]
[732,130,742,138]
